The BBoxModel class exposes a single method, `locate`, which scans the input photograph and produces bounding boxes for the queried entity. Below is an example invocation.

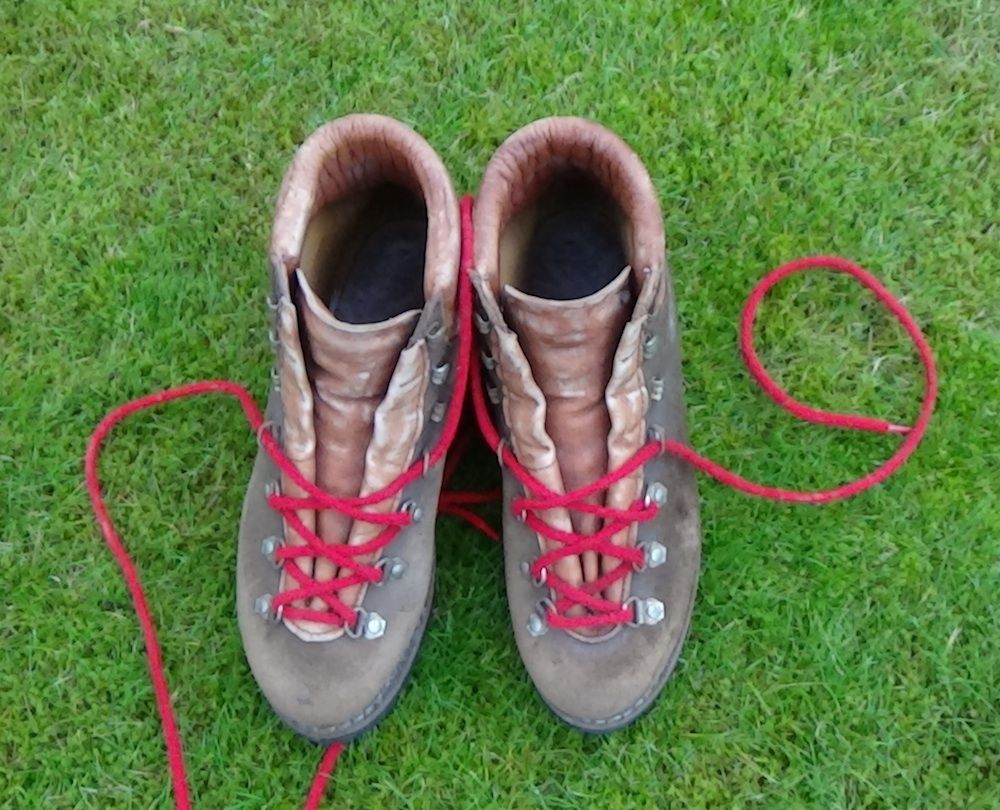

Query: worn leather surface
[238,391,443,742]
[239,115,459,741]
[503,268,700,729]
[474,117,701,729]
[271,115,459,318]
[288,271,423,640]
[503,268,631,588]
[474,117,665,298]
[239,298,455,740]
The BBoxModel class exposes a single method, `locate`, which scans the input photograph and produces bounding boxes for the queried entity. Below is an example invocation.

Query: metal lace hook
[256,420,275,449]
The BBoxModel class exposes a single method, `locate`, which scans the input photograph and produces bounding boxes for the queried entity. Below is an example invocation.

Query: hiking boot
[470,117,701,731]
[238,114,461,742]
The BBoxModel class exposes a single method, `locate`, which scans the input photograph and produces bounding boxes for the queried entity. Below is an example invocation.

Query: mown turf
[2,1,998,807]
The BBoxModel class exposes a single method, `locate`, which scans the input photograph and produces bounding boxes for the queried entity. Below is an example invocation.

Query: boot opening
[281,118,444,325]
[500,172,628,301]
[301,183,427,324]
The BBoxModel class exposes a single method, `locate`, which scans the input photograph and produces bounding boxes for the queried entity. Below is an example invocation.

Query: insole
[518,177,627,301]
[328,185,427,324]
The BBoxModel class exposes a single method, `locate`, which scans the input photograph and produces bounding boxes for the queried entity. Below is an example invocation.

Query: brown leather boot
[470,118,701,731]
[238,115,461,742]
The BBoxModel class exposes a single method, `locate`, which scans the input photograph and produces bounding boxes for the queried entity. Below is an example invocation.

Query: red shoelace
[467,205,938,631]
[83,205,477,808]
[85,194,935,807]
[263,240,477,626]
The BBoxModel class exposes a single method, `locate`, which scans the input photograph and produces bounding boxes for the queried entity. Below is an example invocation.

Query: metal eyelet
[636,540,667,571]
[646,425,666,444]
[644,481,669,507]
[346,608,387,640]
[261,535,283,568]
[480,351,496,371]
[474,311,492,335]
[401,500,423,523]
[256,420,276,449]
[526,598,555,637]
[487,386,501,405]
[425,320,444,341]
[648,376,664,401]
[430,361,450,386]
[642,333,659,360]
[375,557,408,584]
[430,401,446,423]
[625,595,666,627]
[265,294,280,312]
[520,560,547,587]
[264,480,281,498]
[254,594,282,623]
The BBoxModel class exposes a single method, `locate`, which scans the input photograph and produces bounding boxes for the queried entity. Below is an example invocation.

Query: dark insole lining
[518,177,627,301]
[326,185,427,324]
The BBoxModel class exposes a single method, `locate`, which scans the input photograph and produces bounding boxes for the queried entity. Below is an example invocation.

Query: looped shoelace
[85,195,936,807]
[469,201,938,630]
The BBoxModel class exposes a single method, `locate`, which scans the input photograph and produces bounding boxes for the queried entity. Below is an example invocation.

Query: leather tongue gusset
[294,269,419,618]
[502,266,632,585]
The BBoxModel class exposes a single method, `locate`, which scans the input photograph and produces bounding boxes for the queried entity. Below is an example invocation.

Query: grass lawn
[2,1,998,807]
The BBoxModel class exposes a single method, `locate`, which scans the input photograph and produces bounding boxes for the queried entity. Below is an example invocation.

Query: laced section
[83,205,476,808]
[470,361,662,628]
[465,198,938,632]
[83,195,937,807]
[261,443,423,627]
[262,282,473,626]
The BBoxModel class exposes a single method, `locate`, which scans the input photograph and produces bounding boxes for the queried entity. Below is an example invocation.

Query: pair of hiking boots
[238,114,700,742]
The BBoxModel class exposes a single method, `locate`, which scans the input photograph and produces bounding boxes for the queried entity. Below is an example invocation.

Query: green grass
[2,1,998,807]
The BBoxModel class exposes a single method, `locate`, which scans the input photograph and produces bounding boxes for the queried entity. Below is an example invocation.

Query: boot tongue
[502,267,632,581]
[294,269,419,539]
